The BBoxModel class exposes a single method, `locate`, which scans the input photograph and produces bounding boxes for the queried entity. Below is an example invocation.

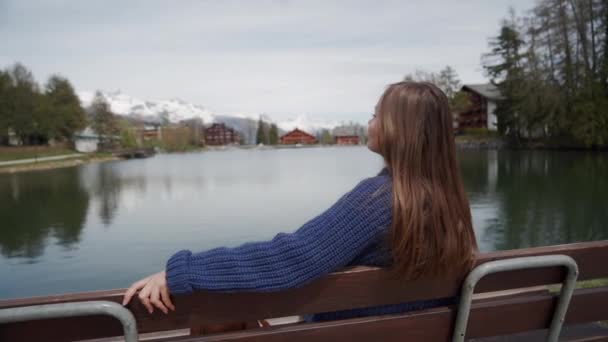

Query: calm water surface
[0,146,606,299]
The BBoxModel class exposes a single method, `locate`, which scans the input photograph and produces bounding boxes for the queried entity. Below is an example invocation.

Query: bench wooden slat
[566,337,608,342]
[172,287,608,342]
[1,240,607,341]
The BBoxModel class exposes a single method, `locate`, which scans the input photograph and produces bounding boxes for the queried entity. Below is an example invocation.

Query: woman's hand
[122,270,175,314]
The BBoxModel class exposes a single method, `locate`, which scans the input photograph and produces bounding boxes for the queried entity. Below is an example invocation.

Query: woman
[122,81,478,321]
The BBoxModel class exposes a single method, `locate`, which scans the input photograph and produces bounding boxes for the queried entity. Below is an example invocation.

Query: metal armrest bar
[452,254,579,342]
[0,300,139,342]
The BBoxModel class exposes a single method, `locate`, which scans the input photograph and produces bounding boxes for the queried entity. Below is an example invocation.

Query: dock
[111,147,156,159]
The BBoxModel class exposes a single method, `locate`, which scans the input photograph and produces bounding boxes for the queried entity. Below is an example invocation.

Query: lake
[0,146,606,299]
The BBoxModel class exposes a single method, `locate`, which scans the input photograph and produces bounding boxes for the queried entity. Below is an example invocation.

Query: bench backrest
[1,240,607,341]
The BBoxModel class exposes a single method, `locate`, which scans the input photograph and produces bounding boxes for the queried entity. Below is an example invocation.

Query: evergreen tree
[0,70,11,144]
[256,118,267,145]
[43,75,87,141]
[320,129,334,145]
[7,64,44,144]
[0,63,91,146]
[482,1,608,147]
[90,91,119,149]
[484,22,526,141]
[268,123,279,145]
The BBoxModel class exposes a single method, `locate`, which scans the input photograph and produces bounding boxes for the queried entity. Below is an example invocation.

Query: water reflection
[0,148,607,299]
[0,168,90,259]
[0,160,152,260]
[460,150,608,251]
[1,150,607,260]
[79,162,147,226]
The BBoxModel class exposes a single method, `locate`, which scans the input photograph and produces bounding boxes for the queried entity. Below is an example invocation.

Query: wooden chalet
[204,123,241,146]
[124,118,161,141]
[333,127,360,145]
[335,136,359,145]
[279,128,316,145]
[141,124,161,141]
[459,84,503,131]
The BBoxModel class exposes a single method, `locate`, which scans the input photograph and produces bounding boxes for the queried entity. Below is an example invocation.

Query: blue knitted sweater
[165,169,453,322]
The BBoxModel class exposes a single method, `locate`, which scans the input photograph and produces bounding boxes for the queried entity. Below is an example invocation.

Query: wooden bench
[1,240,608,341]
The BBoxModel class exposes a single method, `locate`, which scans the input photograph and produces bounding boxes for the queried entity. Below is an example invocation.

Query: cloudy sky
[1,0,536,123]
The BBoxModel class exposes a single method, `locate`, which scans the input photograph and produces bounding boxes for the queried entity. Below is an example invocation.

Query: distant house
[333,127,360,145]
[280,128,317,145]
[335,135,359,145]
[124,118,161,143]
[74,127,100,152]
[7,129,22,146]
[459,84,503,131]
[142,123,161,140]
[204,123,240,145]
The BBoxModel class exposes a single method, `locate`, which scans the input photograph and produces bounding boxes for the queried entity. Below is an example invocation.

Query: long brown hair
[376,81,477,279]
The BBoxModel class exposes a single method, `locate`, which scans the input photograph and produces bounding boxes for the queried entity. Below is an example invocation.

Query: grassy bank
[0,146,77,161]
[0,152,117,174]
[548,277,608,293]
[549,277,608,327]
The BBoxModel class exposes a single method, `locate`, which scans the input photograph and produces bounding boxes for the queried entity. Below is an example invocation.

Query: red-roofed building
[335,135,359,145]
[279,128,317,145]
[204,123,241,146]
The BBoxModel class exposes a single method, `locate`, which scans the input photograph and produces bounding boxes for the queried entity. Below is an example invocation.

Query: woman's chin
[366,143,378,154]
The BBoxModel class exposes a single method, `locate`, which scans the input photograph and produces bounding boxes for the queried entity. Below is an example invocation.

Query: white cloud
[0,0,537,123]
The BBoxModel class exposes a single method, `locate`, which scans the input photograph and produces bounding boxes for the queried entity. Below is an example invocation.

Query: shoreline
[0,155,120,174]
[2,140,604,174]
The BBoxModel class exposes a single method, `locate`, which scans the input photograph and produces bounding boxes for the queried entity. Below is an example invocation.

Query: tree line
[0,63,121,147]
[403,65,471,114]
[256,118,280,145]
[0,63,87,145]
[255,118,369,146]
[484,1,608,147]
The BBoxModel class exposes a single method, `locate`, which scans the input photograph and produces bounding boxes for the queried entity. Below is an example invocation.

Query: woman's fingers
[150,287,169,314]
[123,271,173,315]
[122,277,149,305]
[160,287,175,311]
[138,282,154,313]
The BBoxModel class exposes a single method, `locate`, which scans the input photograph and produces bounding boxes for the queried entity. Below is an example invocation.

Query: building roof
[333,127,357,136]
[74,127,100,139]
[461,83,504,101]
[206,122,235,131]
[280,128,315,139]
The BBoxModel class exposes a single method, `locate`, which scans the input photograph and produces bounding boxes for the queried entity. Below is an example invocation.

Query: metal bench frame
[0,300,139,342]
[453,254,579,342]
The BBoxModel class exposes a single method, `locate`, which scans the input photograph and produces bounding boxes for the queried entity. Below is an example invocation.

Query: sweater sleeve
[165,175,392,294]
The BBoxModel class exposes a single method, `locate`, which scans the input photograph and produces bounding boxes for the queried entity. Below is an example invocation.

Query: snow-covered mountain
[277,114,339,133]
[77,90,342,141]
[78,90,215,124]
